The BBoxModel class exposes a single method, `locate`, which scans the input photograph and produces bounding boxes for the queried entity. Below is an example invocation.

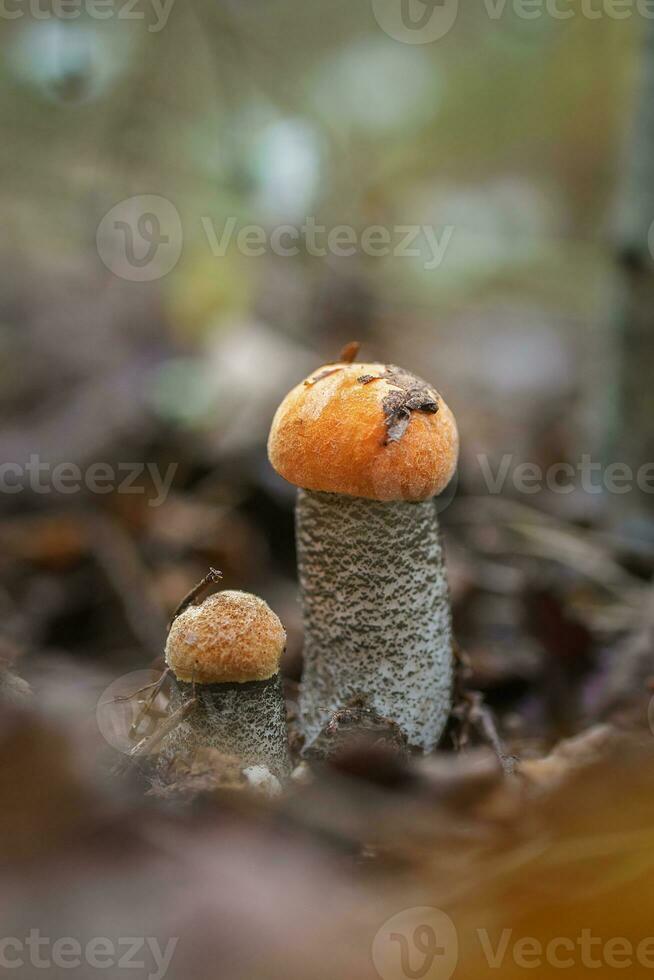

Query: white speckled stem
[296,490,453,752]
[158,674,291,779]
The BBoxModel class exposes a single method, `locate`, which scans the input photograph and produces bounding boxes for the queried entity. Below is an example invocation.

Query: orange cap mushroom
[268,361,458,502]
[158,589,291,785]
[165,590,286,685]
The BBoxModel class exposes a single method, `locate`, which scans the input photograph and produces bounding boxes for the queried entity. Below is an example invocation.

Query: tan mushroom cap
[165,591,286,684]
[268,361,458,502]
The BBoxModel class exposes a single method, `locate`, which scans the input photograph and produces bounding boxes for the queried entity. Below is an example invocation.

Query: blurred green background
[0,2,638,478]
[0,1,651,696]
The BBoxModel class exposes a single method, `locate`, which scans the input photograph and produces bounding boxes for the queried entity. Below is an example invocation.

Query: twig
[451,647,515,775]
[168,567,223,629]
[128,697,198,758]
[338,340,360,363]
[128,669,173,737]
[104,673,170,707]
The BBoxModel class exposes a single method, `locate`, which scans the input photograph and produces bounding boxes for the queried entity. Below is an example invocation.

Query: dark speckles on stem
[157,674,291,778]
[296,490,453,751]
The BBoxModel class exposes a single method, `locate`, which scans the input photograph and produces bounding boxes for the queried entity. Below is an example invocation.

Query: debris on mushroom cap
[165,590,286,684]
[268,361,459,502]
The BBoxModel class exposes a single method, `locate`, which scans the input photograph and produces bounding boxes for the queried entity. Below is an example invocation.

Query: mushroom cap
[268,361,458,502]
[165,590,286,684]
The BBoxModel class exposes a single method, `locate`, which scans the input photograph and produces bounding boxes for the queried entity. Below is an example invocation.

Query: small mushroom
[161,590,291,780]
[268,358,458,752]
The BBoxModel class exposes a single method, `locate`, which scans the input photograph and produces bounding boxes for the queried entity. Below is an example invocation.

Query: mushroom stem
[160,674,291,779]
[296,489,453,752]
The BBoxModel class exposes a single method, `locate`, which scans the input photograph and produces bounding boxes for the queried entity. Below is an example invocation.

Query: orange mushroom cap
[268,361,458,502]
[165,591,286,684]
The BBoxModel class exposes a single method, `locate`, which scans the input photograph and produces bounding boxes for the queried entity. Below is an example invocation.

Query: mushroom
[161,590,291,780]
[268,357,458,752]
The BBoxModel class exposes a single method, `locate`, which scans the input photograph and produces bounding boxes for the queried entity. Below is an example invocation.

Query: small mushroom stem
[296,489,453,752]
[159,674,291,779]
